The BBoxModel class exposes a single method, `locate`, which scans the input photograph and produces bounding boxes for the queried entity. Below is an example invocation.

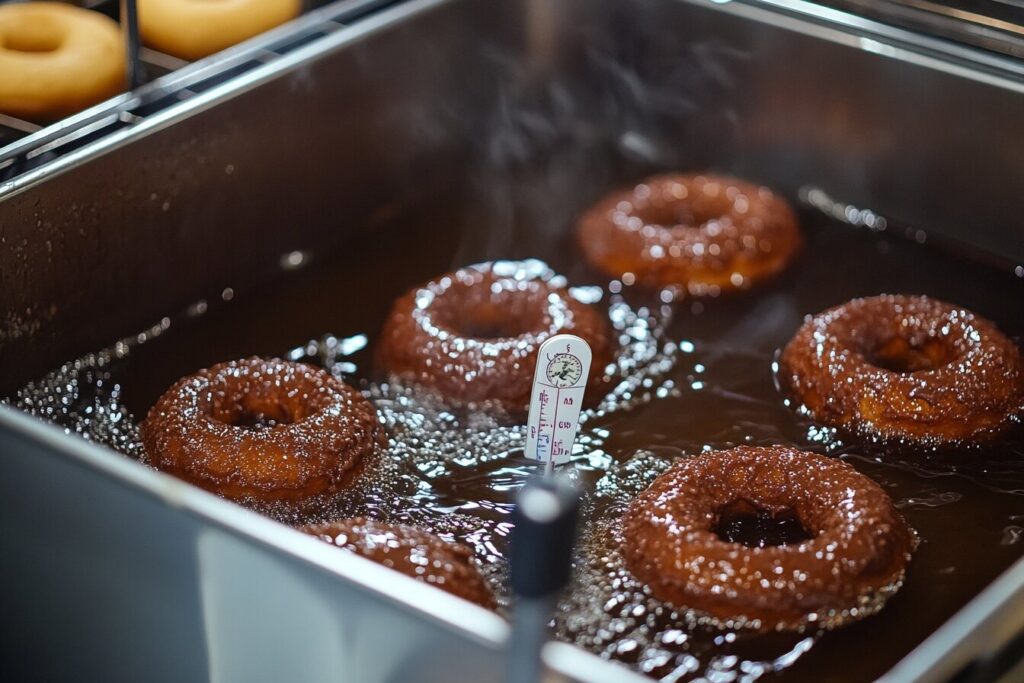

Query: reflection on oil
[6,205,1024,682]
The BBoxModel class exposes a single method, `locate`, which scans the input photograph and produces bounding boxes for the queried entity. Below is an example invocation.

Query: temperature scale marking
[525,334,593,471]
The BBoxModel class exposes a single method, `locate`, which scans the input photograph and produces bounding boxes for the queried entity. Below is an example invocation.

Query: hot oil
[8,202,1024,682]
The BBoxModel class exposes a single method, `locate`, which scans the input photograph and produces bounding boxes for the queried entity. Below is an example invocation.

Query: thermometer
[525,334,592,474]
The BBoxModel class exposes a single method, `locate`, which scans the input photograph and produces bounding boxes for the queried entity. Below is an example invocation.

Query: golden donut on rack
[138,0,301,60]
[0,3,125,121]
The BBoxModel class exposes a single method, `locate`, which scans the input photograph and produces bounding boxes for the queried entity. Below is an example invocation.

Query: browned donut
[376,260,612,415]
[622,446,914,631]
[780,295,1024,445]
[141,358,385,502]
[301,517,496,608]
[577,173,801,294]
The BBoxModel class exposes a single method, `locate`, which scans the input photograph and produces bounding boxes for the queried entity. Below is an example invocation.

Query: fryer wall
[1,0,1023,682]
[0,408,511,683]
[1,0,1023,390]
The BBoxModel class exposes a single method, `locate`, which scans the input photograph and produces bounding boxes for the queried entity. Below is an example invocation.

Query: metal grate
[0,0,400,184]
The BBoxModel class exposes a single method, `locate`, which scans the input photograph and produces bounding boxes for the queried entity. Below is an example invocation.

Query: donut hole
[454,315,532,340]
[210,396,301,430]
[4,27,64,53]
[634,202,723,230]
[431,284,552,340]
[714,499,813,548]
[868,336,953,373]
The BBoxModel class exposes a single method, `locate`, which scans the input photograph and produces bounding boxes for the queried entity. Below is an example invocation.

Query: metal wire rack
[0,0,400,183]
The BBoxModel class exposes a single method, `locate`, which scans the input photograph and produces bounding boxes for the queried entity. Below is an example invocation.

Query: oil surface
[9,199,1024,683]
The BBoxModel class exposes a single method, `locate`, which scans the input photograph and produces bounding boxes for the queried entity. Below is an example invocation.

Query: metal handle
[120,0,145,89]
[505,476,581,683]
[957,628,1024,683]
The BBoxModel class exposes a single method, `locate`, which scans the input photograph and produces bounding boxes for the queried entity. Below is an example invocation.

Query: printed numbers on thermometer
[525,334,593,467]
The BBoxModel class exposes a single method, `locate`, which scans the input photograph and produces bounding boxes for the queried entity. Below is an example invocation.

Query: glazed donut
[0,3,124,121]
[141,358,386,502]
[780,295,1024,445]
[622,446,914,631]
[376,260,612,415]
[302,517,496,608]
[577,173,801,294]
[139,0,301,61]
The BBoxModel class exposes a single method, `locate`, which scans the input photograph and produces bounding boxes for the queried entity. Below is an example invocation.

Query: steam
[447,16,749,268]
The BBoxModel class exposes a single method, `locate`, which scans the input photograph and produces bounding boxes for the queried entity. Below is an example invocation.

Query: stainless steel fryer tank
[1,0,1023,681]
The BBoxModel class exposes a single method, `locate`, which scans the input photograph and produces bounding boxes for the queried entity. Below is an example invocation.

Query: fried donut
[141,358,385,502]
[577,173,801,294]
[780,295,1024,445]
[623,446,914,631]
[376,260,612,415]
[139,0,301,61]
[302,517,496,608]
[0,3,124,121]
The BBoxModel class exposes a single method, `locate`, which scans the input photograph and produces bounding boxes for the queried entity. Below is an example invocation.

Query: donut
[138,0,301,61]
[376,260,612,415]
[302,517,496,608]
[141,358,385,502]
[577,173,801,294]
[780,295,1024,445]
[0,3,125,121]
[622,446,914,631]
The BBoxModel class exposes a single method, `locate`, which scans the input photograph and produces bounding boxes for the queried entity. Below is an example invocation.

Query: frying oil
[8,203,1024,682]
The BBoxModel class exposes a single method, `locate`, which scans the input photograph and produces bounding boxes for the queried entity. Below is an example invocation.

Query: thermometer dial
[545,353,583,388]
